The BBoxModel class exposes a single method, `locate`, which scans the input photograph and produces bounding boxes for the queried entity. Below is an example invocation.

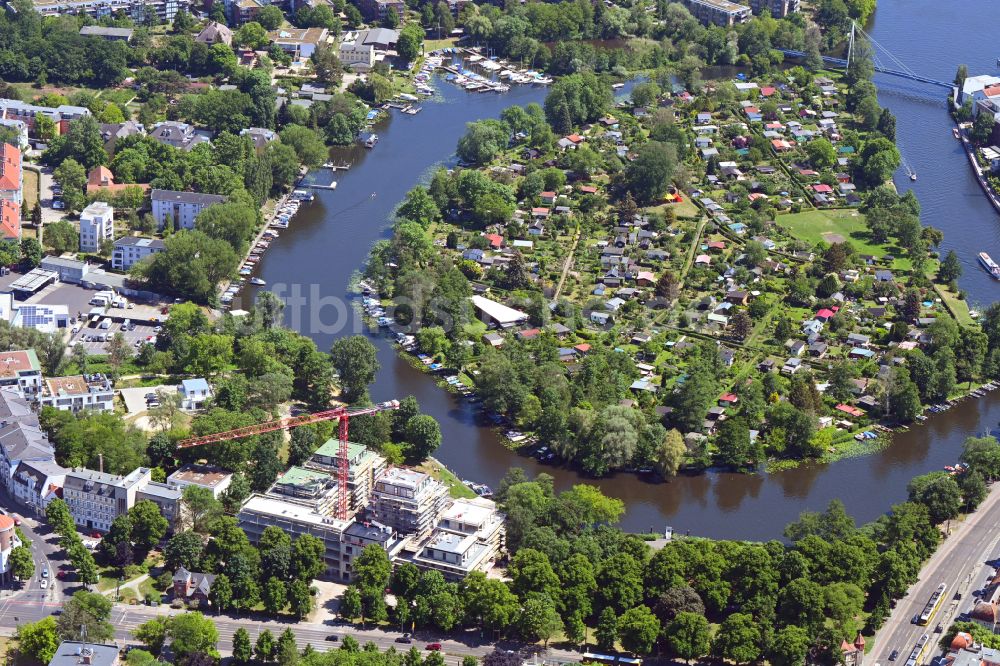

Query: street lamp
[116,578,123,602]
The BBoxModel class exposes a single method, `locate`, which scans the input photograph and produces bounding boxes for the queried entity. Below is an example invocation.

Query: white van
[99,318,112,330]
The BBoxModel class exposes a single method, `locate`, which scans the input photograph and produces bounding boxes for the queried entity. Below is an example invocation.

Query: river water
[245,0,1000,540]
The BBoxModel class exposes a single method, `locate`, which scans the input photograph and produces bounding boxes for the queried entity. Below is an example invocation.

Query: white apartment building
[167,464,233,499]
[0,349,42,397]
[38,374,114,414]
[150,190,226,231]
[11,459,65,514]
[26,0,190,22]
[79,202,114,253]
[412,497,505,580]
[62,467,151,532]
[112,236,165,271]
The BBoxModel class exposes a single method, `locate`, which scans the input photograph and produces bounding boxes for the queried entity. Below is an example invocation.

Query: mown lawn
[777,209,873,250]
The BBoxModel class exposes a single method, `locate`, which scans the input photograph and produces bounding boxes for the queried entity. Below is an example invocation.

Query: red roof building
[578,185,598,194]
[574,343,591,354]
[835,404,864,417]
[760,86,776,97]
[816,308,835,320]
[484,233,503,249]
[0,143,21,204]
[719,393,738,404]
[0,199,20,240]
[813,183,834,193]
[87,165,151,195]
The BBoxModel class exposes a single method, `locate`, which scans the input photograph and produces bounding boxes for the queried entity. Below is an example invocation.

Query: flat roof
[44,375,104,397]
[150,189,227,205]
[80,25,134,38]
[275,465,333,490]
[0,349,40,379]
[380,466,429,489]
[239,493,350,531]
[9,267,58,293]
[115,235,165,249]
[470,295,528,325]
[440,497,496,525]
[49,641,120,666]
[168,464,232,487]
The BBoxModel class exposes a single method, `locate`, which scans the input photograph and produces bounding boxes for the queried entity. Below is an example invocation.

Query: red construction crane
[178,399,401,519]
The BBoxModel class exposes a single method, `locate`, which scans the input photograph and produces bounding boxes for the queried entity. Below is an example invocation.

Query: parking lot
[70,320,160,356]
[120,384,178,415]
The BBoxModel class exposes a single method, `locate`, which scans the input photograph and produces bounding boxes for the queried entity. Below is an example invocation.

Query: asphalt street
[873,482,1000,663]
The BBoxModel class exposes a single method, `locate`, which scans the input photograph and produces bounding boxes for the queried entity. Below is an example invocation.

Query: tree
[256,5,283,29]
[595,607,618,651]
[654,429,686,477]
[617,606,660,655]
[263,577,288,614]
[396,23,424,63]
[134,617,169,653]
[972,111,996,145]
[106,333,130,378]
[209,574,233,612]
[939,249,962,283]
[806,137,837,169]
[624,141,676,203]
[666,612,710,663]
[43,220,79,254]
[10,545,34,580]
[290,534,326,582]
[279,125,328,167]
[516,595,563,646]
[233,628,253,665]
[730,310,752,340]
[167,613,219,660]
[767,625,811,666]
[456,119,510,165]
[907,471,963,524]
[182,485,224,534]
[255,629,275,663]
[17,617,61,663]
[53,158,88,212]
[397,187,439,228]
[340,586,362,620]
[288,579,313,618]
[129,499,169,551]
[330,335,379,402]
[404,415,441,462]
[58,591,114,642]
[711,613,761,665]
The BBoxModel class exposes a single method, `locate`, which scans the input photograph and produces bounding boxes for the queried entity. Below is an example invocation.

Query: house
[149,121,210,152]
[38,375,113,413]
[112,236,165,271]
[470,295,527,328]
[172,567,216,604]
[694,254,711,266]
[240,127,277,153]
[875,269,894,282]
[87,165,149,194]
[719,347,736,367]
[78,202,113,253]
[808,342,828,358]
[835,404,864,418]
[179,378,212,410]
[847,333,871,347]
[841,634,865,666]
[590,311,611,325]
[269,27,329,60]
[786,339,806,356]
[515,328,540,341]
[196,21,233,46]
[151,189,227,231]
[782,357,802,374]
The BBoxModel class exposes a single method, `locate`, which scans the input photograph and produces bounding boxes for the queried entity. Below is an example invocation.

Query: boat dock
[312,181,338,190]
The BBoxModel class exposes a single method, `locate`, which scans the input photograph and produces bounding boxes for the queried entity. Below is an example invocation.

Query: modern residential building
[225,0,263,25]
[748,0,798,17]
[97,123,145,156]
[356,0,404,23]
[25,0,190,22]
[268,27,329,60]
[338,29,398,71]
[148,121,211,151]
[150,189,227,230]
[679,0,751,25]
[11,458,65,514]
[11,303,70,334]
[0,98,90,136]
[238,493,405,581]
[196,21,233,46]
[112,236,165,271]
[79,25,134,41]
[167,464,233,499]
[411,497,505,580]
[958,75,1000,110]
[48,642,121,666]
[62,467,152,532]
[0,514,20,577]
[368,467,448,537]
[79,201,114,253]
[0,350,43,397]
[38,374,114,413]
[308,440,386,515]
[0,199,19,241]
[178,378,212,409]
[0,143,22,205]
[267,466,339,515]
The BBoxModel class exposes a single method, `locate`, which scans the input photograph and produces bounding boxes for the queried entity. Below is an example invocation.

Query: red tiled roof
[0,199,19,239]
[816,308,834,319]
[579,185,597,194]
[835,404,863,417]
[0,143,21,192]
[518,328,540,339]
[719,393,738,402]
[574,343,591,353]
[760,86,776,96]
[813,184,833,193]
[484,233,503,248]
[566,134,583,143]
[540,191,555,198]
[985,85,1000,97]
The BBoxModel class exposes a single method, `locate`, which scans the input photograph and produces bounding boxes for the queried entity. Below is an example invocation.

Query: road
[873,482,1000,663]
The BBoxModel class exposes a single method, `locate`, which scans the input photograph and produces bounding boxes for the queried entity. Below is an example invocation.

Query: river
[244,0,1000,541]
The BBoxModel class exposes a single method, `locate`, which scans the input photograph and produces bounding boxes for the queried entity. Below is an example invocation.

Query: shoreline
[954,117,1000,217]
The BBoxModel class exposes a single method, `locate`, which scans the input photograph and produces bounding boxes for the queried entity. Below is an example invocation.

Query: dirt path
[679,216,708,288]
[552,229,581,301]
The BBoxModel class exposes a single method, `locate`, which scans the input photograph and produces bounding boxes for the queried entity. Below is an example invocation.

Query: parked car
[325,636,339,642]
[425,644,441,652]
[52,200,65,209]
[41,567,48,578]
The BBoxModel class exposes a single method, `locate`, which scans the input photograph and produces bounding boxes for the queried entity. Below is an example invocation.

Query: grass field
[22,168,38,211]
[777,209,875,250]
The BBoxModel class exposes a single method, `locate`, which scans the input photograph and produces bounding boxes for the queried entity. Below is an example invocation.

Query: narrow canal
[247,0,1000,540]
